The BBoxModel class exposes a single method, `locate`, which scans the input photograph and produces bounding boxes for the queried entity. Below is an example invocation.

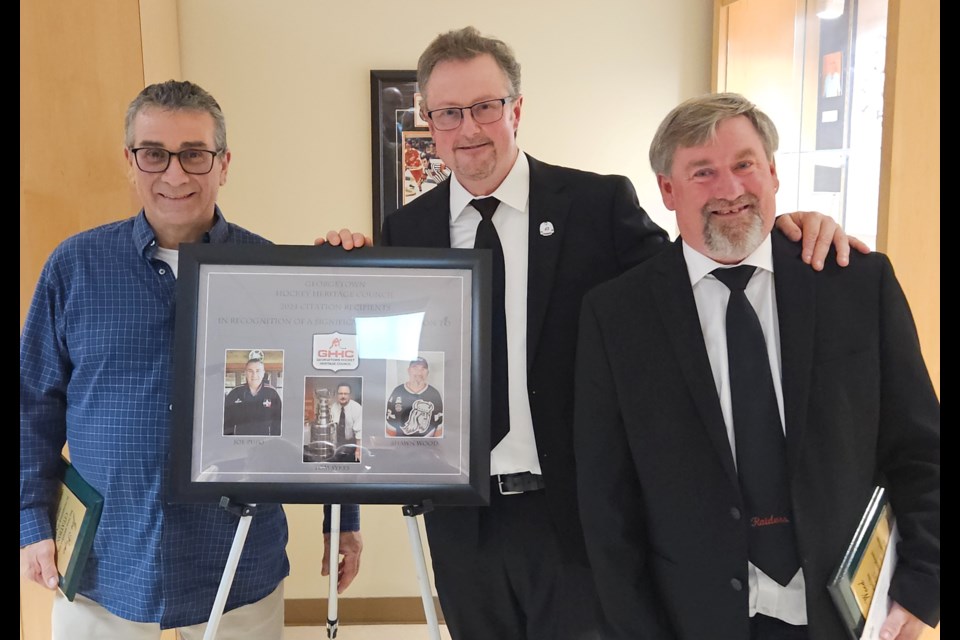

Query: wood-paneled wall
[20,0,144,637]
[19,0,143,325]
[878,0,940,397]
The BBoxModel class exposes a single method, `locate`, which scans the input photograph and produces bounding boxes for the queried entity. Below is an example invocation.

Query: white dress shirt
[329,399,363,440]
[154,246,179,278]
[683,235,807,625]
[449,151,541,476]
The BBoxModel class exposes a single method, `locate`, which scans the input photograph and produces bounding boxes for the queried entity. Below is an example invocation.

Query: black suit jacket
[574,231,940,639]
[382,154,668,561]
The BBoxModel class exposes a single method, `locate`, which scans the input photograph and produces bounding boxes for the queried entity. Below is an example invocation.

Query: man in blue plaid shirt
[20,80,362,639]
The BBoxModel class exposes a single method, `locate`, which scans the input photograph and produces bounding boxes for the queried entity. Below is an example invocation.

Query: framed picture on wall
[370,70,450,243]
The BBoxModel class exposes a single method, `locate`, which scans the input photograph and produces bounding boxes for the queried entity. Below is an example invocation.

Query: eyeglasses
[425,97,516,131]
[129,147,223,175]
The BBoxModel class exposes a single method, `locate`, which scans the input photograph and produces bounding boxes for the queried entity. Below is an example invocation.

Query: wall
[168,0,714,602]
[19,0,144,325]
[878,0,940,398]
[174,1,714,247]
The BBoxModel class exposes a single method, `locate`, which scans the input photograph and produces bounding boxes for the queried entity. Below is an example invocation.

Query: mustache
[702,194,760,214]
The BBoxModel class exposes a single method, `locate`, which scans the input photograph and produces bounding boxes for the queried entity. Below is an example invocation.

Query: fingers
[337,554,360,593]
[324,230,372,250]
[345,232,373,249]
[317,230,374,249]
[806,215,839,270]
[774,212,804,242]
[848,234,872,255]
[878,602,925,640]
[319,531,363,591]
[337,550,361,592]
[879,604,907,639]
[325,231,343,247]
[20,540,58,589]
[337,531,363,594]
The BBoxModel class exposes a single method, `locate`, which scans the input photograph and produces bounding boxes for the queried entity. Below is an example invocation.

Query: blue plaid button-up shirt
[20,209,359,628]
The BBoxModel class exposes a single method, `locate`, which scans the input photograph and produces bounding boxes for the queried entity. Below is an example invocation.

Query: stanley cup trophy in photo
[304,388,337,463]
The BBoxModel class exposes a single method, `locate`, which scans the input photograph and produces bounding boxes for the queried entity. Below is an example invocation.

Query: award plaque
[168,244,491,506]
[54,460,104,601]
[828,486,898,640]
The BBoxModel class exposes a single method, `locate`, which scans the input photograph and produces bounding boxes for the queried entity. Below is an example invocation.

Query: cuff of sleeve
[322,504,361,533]
[889,571,940,628]
[20,507,55,547]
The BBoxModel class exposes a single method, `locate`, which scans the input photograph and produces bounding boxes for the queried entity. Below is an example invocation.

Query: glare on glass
[130,147,222,175]
[426,97,515,131]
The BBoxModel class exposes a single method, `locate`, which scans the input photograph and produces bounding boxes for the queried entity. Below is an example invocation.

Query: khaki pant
[52,582,284,640]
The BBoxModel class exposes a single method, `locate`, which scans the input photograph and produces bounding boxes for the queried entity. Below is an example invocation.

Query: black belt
[494,471,546,495]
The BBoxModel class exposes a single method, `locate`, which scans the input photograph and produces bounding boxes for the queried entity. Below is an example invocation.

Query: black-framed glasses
[426,97,517,131]
[129,147,223,175]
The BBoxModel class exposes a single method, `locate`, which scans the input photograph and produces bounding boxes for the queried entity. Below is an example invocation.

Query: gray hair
[417,26,521,110]
[124,80,227,151]
[649,93,778,176]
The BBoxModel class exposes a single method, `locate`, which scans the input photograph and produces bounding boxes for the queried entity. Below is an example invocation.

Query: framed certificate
[828,486,898,640]
[54,460,104,601]
[168,244,490,506]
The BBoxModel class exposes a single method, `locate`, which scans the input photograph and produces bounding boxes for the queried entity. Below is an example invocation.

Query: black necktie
[713,266,799,586]
[472,197,510,448]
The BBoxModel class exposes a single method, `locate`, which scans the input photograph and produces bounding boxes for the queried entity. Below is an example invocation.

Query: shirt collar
[134,206,229,256]
[450,150,530,223]
[682,233,775,287]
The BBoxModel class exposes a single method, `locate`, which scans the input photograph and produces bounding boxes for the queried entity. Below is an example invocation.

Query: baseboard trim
[285,597,446,626]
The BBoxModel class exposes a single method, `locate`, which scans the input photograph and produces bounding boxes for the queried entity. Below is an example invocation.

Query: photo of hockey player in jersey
[400,131,450,205]
[385,355,444,438]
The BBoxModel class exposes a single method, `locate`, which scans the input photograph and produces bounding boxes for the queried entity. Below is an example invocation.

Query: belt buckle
[497,474,523,495]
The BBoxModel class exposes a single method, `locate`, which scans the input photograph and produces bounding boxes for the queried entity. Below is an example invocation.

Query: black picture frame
[168,243,491,507]
[370,70,450,243]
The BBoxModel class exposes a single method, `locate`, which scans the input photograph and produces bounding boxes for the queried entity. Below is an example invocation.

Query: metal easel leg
[203,498,257,640]
[402,502,441,640]
[326,504,341,639]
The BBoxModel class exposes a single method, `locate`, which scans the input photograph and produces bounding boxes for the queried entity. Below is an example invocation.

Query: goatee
[702,194,765,263]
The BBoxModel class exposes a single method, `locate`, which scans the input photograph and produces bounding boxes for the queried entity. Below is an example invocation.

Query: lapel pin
[539,221,555,237]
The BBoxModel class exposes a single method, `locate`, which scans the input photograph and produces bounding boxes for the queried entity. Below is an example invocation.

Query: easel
[402,500,441,640]
[203,497,443,640]
[203,497,257,640]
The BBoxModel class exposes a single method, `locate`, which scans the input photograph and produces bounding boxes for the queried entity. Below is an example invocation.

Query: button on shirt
[20,209,359,627]
[449,151,541,476]
[683,235,807,625]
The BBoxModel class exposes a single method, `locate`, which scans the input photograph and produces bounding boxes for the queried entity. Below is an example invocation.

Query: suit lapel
[770,231,815,476]
[410,180,453,248]
[653,241,739,485]
[526,156,573,363]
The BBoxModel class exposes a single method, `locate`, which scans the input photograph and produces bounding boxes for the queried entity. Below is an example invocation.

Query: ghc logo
[313,333,359,372]
[318,337,355,358]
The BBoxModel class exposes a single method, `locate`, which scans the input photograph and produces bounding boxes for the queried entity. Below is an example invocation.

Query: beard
[701,194,766,263]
